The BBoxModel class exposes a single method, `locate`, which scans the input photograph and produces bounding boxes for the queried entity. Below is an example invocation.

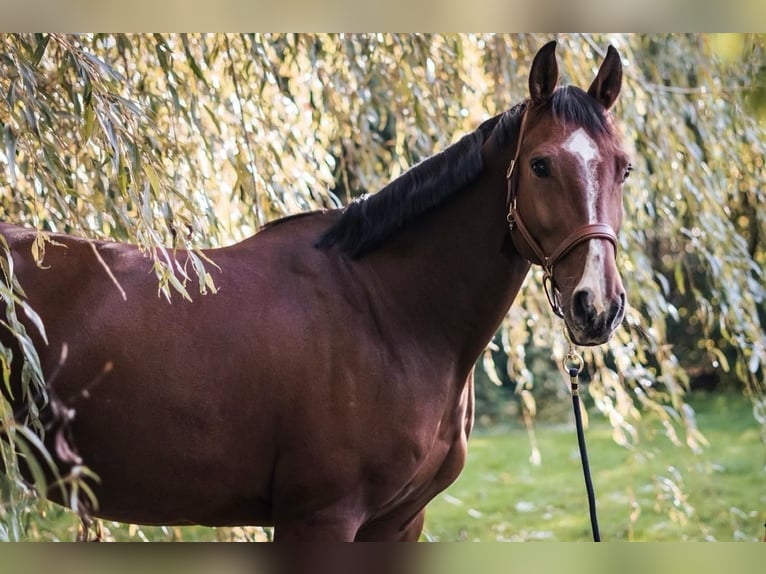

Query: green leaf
[3,124,17,186]
[181,34,209,85]
[142,163,162,196]
[31,34,50,67]
[19,300,48,344]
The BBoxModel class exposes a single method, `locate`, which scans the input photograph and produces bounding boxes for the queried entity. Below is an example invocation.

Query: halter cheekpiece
[505,106,618,318]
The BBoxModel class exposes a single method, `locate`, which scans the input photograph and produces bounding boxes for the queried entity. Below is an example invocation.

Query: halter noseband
[505,107,618,319]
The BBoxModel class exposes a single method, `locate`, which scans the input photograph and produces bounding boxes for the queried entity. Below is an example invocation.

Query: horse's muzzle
[567,290,626,346]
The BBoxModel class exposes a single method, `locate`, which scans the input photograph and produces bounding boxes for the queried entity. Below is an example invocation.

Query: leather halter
[505,107,618,318]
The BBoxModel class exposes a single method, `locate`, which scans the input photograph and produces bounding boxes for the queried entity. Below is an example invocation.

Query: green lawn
[423,392,765,541]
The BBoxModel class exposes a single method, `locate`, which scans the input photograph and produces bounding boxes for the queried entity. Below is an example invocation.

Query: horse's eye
[622,164,633,182]
[531,158,550,178]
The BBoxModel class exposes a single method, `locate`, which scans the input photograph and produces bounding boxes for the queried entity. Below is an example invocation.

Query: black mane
[316,86,610,258]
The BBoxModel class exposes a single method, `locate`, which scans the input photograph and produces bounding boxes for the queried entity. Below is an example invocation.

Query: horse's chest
[370,373,474,515]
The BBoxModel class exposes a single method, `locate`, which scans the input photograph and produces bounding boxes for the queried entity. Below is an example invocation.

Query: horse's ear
[529,40,558,104]
[588,45,623,110]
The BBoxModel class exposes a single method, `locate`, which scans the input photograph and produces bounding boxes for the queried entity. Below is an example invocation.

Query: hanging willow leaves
[0,33,764,541]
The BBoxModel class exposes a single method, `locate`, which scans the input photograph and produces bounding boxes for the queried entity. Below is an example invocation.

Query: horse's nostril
[608,292,626,327]
[573,289,596,321]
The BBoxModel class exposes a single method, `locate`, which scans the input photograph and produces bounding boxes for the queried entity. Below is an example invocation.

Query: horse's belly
[44,396,278,528]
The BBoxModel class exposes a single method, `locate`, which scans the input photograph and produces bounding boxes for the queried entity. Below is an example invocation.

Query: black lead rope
[565,347,601,542]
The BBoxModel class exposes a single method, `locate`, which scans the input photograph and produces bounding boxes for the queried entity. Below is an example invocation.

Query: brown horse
[1,41,630,541]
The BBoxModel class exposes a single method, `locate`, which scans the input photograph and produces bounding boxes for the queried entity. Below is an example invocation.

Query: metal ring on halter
[563,326,585,377]
[506,204,517,231]
[542,271,564,319]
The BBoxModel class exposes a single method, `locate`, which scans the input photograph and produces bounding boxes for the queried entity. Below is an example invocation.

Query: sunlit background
[0,33,765,542]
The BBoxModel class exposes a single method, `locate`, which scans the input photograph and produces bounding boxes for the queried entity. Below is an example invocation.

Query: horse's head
[507,41,630,346]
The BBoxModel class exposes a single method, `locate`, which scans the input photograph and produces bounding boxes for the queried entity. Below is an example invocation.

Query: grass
[422,392,765,541]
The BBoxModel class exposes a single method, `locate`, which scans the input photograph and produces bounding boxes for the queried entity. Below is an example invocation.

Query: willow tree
[0,33,764,541]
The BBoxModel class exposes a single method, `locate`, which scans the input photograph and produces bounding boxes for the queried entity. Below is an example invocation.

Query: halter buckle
[506,196,518,232]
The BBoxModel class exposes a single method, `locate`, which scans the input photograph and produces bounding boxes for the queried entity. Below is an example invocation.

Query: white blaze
[564,128,607,315]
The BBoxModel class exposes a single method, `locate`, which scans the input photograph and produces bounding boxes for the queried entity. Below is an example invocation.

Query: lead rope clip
[565,344,585,393]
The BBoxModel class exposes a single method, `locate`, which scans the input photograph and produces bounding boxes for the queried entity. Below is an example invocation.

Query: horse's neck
[365,169,531,373]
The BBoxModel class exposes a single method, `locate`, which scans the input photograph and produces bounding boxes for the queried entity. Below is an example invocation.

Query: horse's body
[2,211,483,540]
[1,42,630,540]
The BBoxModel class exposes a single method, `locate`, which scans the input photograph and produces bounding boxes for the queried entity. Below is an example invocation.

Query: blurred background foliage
[0,33,764,541]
